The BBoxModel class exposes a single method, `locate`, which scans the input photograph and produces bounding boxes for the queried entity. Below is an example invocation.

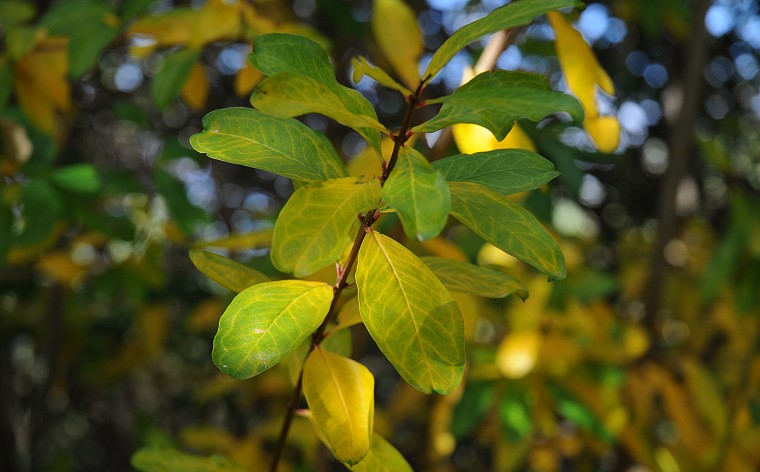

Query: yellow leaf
[452,66,536,154]
[303,348,374,465]
[372,0,423,89]
[181,62,209,111]
[14,36,70,134]
[496,330,540,378]
[234,62,263,97]
[547,11,619,152]
[128,0,242,49]
[37,251,83,285]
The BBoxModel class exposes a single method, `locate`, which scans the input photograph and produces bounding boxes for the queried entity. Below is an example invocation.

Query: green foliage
[449,182,566,280]
[190,108,347,181]
[414,71,584,138]
[271,177,380,276]
[212,280,333,379]
[4,1,757,471]
[381,147,450,240]
[432,149,560,195]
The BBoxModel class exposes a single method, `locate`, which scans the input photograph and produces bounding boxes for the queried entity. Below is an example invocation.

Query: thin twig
[267,78,427,472]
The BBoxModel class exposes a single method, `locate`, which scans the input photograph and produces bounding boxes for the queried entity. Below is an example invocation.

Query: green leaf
[303,349,374,465]
[381,147,449,241]
[49,164,101,193]
[189,107,347,182]
[152,48,201,109]
[423,0,583,81]
[251,72,389,134]
[451,381,494,439]
[420,256,528,299]
[356,232,464,394]
[0,1,36,29]
[40,0,120,78]
[351,56,412,96]
[131,446,244,472]
[250,33,382,156]
[17,179,62,247]
[448,182,566,280]
[212,280,333,379]
[272,177,381,277]
[347,433,413,472]
[414,71,583,138]
[0,57,11,109]
[189,249,269,293]
[432,149,560,195]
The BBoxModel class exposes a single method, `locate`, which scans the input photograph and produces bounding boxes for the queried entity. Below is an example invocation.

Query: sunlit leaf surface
[212,280,333,379]
[303,349,374,464]
[356,232,464,394]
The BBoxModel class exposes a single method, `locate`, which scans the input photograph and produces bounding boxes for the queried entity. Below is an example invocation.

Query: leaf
[547,11,620,152]
[251,72,388,133]
[152,48,201,109]
[0,1,35,29]
[372,0,423,89]
[351,56,412,96]
[448,182,566,280]
[420,256,528,299]
[423,0,583,81]
[303,349,374,465]
[413,71,583,138]
[189,107,347,182]
[189,249,269,293]
[355,232,464,394]
[381,147,449,240]
[181,62,209,111]
[272,177,381,277]
[131,445,245,472]
[212,280,333,379]
[14,37,70,134]
[49,164,101,193]
[127,0,242,50]
[432,149,559,195]
[39,0,120,78]
[250,33,382,156]
[348,433,413,472]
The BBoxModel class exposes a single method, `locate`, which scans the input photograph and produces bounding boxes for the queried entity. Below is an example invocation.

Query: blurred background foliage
[1,0,760,471]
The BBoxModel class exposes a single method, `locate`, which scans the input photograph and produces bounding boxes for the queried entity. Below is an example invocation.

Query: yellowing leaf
[453,121,536,154]
[190,107,347,182]
[356,232,464,394]
[181,62,209,111]
[448,182,566,280]
[132,446,245,472]
[234,62,263,97]
[303,349,374,465]
[349,433,413,472]
[127,0,242,49]
[496,331,541,378]
[421,256,528,299]
[381,147,450,240]
[212,280,333,379]
[189,249,269,292]
[14,36,70,134]
[250,34,382,156]
[271,177,381,277]
[251,72,389,134]
[547,11,619,152]
[351,56,412,96]
[372,0,423,89]
[423,0,582,81]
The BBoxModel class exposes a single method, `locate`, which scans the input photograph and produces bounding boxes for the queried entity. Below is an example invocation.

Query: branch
[268,77,426,472]
[643,0,711,334]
